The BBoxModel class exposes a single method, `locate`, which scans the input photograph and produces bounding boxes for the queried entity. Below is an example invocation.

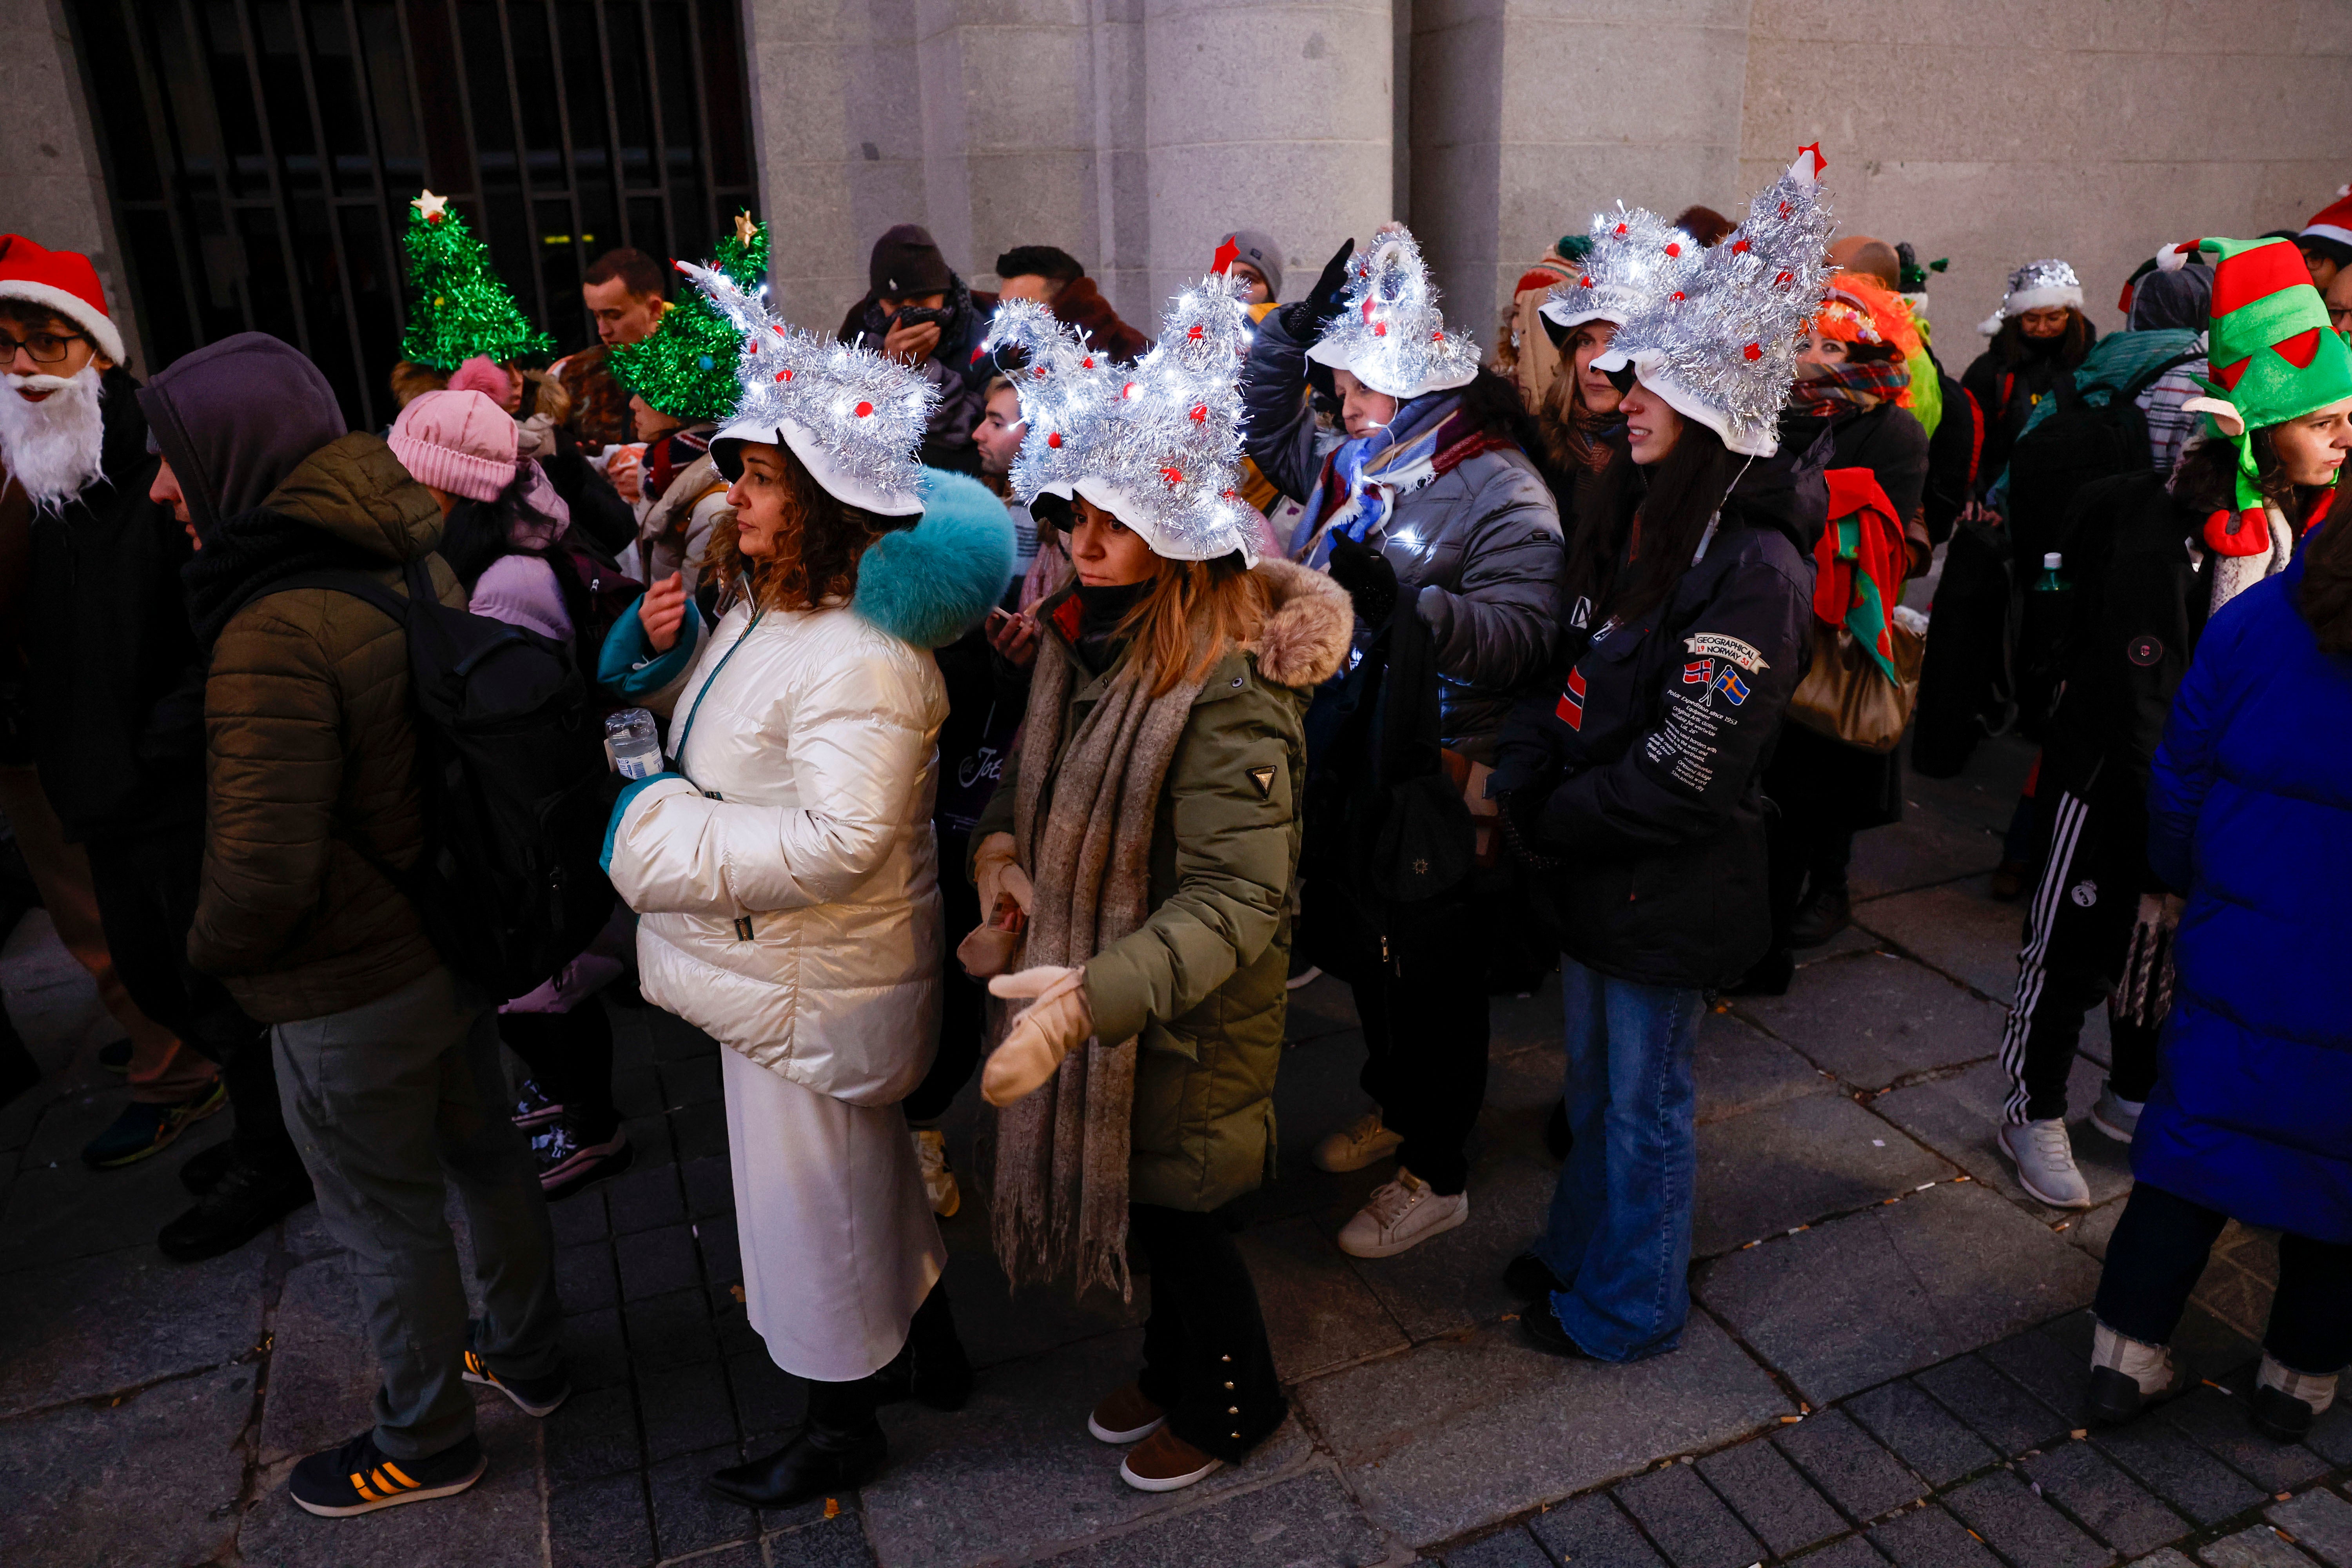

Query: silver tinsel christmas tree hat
[987,273,1262,565]
[1541,205,1703,334]
[683,259,935,517]
[1305,226,1481,400]
[1592,145,1837,457]
[1976,258,2083,336]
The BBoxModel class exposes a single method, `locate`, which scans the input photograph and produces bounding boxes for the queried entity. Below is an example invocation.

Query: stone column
[2,0,142,367]
[1140,0,1396,314]
[1410,0,1752,339]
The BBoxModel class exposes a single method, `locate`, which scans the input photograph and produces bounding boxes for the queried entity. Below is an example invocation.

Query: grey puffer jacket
[1241,308,1562,756]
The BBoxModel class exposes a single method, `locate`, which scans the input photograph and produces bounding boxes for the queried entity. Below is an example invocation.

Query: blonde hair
[1118,554,1268,698]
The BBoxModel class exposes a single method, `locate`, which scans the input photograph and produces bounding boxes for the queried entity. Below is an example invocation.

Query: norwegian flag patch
[1682,658,1713,686]
[1555,666,1588,730]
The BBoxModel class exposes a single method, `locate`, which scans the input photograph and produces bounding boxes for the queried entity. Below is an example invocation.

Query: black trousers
[498,1004,617,1132]
[82,823,298,1175]
[1131,1203,1285,1461]
[1912,522,2011,778]
[2000,789,2161,1123]
[1350,887,1493,1196]
[2095,1182,2352,1376]
[905,828,985,1126]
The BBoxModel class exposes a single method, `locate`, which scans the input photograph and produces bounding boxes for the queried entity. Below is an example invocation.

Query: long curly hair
[703,441,913,612]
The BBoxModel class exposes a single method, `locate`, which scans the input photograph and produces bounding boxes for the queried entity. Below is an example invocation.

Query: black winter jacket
[1781,401,1929,527]
[1960,339,2088,503]
[1492,441,1828,989]
[21,367,208,842]
[1241,308,1563,756]
[2038,470,2211,890]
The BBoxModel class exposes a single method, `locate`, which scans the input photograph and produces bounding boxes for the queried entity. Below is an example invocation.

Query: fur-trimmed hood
[852,468,1016,649]
[1246,556,1353,690]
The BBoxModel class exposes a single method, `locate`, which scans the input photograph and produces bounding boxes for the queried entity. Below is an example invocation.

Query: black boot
[872,1280,973,1412]
[158,1154,314,1262]
[1724,947,1796,997]
[1788,884,1852,949]
[1541,1100,1573,1162]
[708,1376,886,1508]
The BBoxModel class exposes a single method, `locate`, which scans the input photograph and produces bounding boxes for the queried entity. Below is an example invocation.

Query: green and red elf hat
[2158,236,2352,554]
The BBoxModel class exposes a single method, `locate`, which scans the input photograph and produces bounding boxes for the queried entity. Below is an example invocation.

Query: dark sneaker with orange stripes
[460,1319,570,1417]
[288,1430,485,1517]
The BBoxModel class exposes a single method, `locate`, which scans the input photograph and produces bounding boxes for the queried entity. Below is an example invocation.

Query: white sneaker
[1313,1111,1404,1174]
[912,1127,959,1218]
[2089,1082,2142,1144]
[1337,1167,1468,1258]
[1998,1118,2092,1209]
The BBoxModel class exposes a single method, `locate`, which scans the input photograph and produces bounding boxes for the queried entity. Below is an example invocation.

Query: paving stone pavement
[1,732,2343,1567]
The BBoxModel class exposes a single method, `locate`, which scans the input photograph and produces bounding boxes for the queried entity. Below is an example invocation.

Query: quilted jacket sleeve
[1237,308,1325,505]
[605,639,936,916]
[1411,456,1564,695]
[187,606,346,975]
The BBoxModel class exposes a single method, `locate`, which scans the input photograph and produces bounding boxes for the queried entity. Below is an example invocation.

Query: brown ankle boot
[1086,1381,1164,1444]
[1119,1425,1222,1493]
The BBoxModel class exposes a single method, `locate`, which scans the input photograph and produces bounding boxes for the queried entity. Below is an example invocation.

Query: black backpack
[2004,350,2202,574]
[278,558,617,1000]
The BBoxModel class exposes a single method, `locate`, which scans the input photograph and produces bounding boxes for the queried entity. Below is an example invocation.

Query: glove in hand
[972,832,1032,918]
[982,966,1092,1107]
[1327,534,1399,627]
[1278,237,1357,343]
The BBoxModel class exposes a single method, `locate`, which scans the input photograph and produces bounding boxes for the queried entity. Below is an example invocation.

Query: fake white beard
[0,365,108,515]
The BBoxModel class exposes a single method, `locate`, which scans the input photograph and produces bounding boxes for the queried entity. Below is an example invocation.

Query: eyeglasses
[0,330,88,365]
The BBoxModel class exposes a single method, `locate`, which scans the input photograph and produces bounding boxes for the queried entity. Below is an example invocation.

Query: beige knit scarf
[987,631,1207,1300]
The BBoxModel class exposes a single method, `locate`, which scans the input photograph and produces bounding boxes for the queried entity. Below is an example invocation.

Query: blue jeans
[1532,955,1704,1362]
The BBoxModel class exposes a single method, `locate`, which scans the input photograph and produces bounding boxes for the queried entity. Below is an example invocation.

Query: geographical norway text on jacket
[968,559,1353,1212]
[1492,444,1826,991]
[1239,307,1563,755]
[601,472,1014,1105]
[2137,560,2352,1245]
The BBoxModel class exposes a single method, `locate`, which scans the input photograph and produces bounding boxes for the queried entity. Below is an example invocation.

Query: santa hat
[1540,205,1702,338]
[1976,259,2083,336]
[2298,185,2352,267]
[1592,144,1837,458]
[0,235,125,365]
[684,260,935,518]
[1305,227,1481,401]
[2166,235,2352,549]
[990,273,1262,565]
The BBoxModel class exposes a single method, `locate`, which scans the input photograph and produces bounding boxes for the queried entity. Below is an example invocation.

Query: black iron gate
[65,0,757,430]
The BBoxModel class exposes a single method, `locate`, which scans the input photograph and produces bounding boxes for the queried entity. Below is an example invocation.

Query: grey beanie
[1216,229,1284,301]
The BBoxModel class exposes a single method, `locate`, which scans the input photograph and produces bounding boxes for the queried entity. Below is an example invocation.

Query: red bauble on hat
[0,235,125,365]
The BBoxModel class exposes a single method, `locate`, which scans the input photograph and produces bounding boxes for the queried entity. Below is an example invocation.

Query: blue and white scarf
[1288,391,1464,568]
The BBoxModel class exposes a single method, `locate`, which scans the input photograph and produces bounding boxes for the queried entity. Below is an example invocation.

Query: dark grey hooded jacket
[1241,308,1561,756]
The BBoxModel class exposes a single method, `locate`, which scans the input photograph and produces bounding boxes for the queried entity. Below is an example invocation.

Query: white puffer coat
[603,471,1017,1105]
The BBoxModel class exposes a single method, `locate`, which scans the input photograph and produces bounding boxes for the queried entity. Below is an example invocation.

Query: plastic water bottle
[604,708,663,779]
[2018,553,2075,735]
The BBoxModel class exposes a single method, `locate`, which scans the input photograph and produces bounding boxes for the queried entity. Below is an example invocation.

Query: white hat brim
[711,414,926,517]
[0,279,125,365]
[1593,347,1778,458]
[1304,334,1478,402]
[1043,474,1260,568]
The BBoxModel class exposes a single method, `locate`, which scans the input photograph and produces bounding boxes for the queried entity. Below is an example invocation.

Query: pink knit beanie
[387,388,518,501]
[445,354,514,401]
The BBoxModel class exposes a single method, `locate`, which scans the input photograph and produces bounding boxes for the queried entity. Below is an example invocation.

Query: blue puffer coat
[2138,557,2352,1243]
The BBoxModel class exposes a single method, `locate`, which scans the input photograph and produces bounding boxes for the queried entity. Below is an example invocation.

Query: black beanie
[870,224,953,299]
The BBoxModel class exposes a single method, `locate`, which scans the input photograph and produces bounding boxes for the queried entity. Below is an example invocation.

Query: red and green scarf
[1813,468,1907,682]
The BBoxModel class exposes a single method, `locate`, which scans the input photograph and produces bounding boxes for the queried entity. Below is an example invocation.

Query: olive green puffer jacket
[973,558,1352,1210]
[189,434,463,1023]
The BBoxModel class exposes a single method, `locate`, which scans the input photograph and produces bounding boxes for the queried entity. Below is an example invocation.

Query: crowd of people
[0,151,2344,1520]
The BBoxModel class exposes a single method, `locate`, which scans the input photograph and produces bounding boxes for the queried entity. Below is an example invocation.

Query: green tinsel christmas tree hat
[610,212,768,423]
[397,191,554,372]
[2166,235,2352,544]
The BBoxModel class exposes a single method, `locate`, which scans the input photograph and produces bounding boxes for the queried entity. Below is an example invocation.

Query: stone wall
[1737,0,2352,343]
[0,0,140,368]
